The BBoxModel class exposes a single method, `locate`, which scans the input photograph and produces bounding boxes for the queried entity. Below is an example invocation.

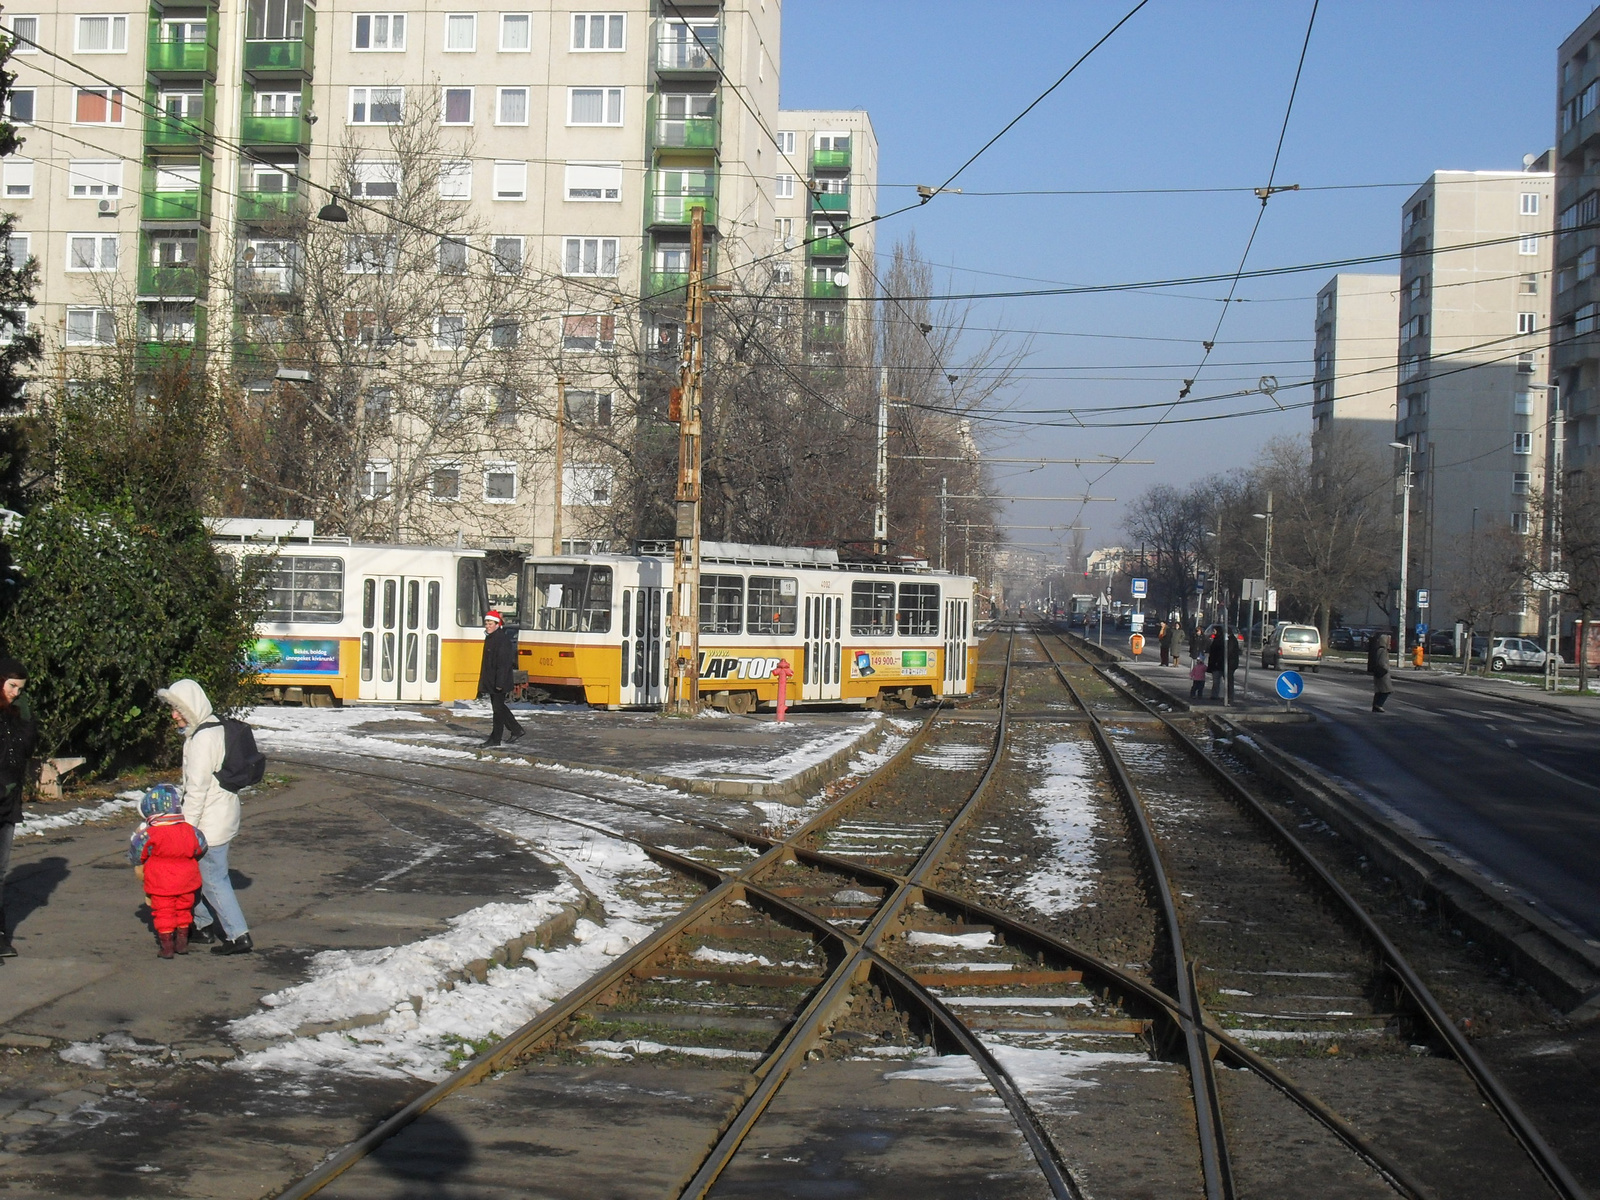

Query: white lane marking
[1529,758,1600,793]
[1505,738,1518,749]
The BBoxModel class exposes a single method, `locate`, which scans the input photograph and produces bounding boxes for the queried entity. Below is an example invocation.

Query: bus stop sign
[1131,578,1148,598]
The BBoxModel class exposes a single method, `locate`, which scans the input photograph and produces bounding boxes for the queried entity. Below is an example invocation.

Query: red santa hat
[485,610,503,625]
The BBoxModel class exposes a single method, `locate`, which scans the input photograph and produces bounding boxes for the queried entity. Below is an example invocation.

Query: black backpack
[197,717,267,792]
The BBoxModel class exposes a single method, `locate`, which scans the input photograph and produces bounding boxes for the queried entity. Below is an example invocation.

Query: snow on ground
[751,716,918,834]
[246,704,484,767]
[886,1045,1155,1109]
[579,1039,761,1061]
[660,714,882,782]
[913,743,991,771]
[1013,740,1099,912]
[907,931,996,949]
[17,790,143,838]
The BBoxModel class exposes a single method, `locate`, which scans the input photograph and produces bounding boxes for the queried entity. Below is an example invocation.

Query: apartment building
[1555,8,1600,473]
[1310,273,1399,465]
[0,1,876,549]
[1393,166,1554,634]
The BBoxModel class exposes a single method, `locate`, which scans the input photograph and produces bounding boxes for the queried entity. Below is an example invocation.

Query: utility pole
[1390,441,1414,658]
[874,364,889,555]
[939,477,948,572]
[551,376,566,555]
[669,207,707,714]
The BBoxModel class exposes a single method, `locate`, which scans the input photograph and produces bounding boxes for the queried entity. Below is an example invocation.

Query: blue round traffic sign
[1275,670,1304,700]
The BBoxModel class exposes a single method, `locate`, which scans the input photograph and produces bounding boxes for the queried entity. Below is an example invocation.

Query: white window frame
[251,89,301,117]
[443,12,475,50]
[564,389,613,427]
[570,11,624,51]
[66,233,118,272]
[72,87,126,126]
[74,15,128,53]
[5,16,39,52]
[428,460,462,502]
[349,86,404,125]
[441,86,473,125]
[1518,312,1537,335]
[433,310,467,349]
[1519,234,1542,256]
[1521,192,1540,215]
[360,459,393,500]
[437,235,468,274]
[352,12,406,51]
[483,461,517,502]
[344,234,398,274]
[1513,472,1531,494]
[350,158,402,199]
[1511,512,1531,535]
[496,86,529,126]
[437,158,471,200]
[490,235,523,274]
[492,160,527,201]
[3,158,34,199]
[567,86,622,126]
[6,88,35,125]
[775,217,793,247]
[1514,392,1534,416]
[65,306,116,346]
[67,159,121,198]
[776,131,795,155]
[1513,432,1533,455]
[4,233,29,269]
[775,173,795,199]
[562,236,618,277]
[499,12,531,51]
[561,310,615,352]
[564,160,621,202]
[773,262,793,284]
[562,463,614,506]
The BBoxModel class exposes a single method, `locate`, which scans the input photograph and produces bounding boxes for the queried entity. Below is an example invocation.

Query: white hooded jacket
[156,678,240,846]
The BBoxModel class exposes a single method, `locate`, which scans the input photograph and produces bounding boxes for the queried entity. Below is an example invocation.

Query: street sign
[1275,670,1304,701]
[1266,589,1278,611]
[1242,578,1267,601]
[1130,612,1146,632]
[1530,571,1570,592]
[1416,589,1430,608]
[1131,578,1148,598]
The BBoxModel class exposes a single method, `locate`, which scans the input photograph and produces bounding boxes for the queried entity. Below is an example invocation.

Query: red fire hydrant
[773,658,793,722]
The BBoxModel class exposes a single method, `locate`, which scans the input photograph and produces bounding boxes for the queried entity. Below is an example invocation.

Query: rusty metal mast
[668,207,707,713]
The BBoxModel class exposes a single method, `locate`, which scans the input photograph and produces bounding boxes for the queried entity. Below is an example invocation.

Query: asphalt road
[1198,662,1600,947]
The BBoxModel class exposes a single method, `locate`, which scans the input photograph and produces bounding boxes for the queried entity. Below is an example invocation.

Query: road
[1133,658,1600,947]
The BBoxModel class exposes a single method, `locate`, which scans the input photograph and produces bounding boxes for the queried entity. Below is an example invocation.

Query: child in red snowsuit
[128,784,208,958]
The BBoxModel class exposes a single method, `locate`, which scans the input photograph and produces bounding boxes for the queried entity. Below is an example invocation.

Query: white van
[1263,623,1323,670]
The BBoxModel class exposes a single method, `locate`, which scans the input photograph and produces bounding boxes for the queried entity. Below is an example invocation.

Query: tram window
[426,581,440,630]
[456,558,488,626]
[527,563,612,632]
[699,574,743,635]
[263,555,344,623]
[850,580,895,637]
[363,579,376,628]
[897,583,940,636]
[746,576,797,635]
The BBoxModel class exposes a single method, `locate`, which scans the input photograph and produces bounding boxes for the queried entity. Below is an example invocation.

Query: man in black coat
[1205,628,1226,700]
[478,611,525,747]
[0,658,38,957]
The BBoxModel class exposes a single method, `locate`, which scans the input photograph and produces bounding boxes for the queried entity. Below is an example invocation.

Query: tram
[517,542,978,711]
[209,519,514,705]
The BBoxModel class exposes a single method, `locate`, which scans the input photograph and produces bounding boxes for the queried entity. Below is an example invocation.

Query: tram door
[360,576,444,701]
[619,586,669,706]
[944,597,970,695]
[802,593,844,700]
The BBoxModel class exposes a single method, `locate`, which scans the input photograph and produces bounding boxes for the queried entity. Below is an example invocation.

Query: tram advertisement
[697,653,789,682]
[251,638,341,675]
[849,650,931,679]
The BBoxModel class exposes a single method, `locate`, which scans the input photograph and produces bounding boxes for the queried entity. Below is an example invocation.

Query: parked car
[1425,629,1459,656]
[1263,623,1323,670]
[1478,636,1564,673]
[1331,626,1360,651]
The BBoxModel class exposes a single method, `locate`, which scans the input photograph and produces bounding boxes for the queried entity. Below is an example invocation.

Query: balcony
[649,172,717,227]
[645,245,716,300]
[137,231,208,297]
[241,91,311,147]
[807,320,847,345]
[235,262,299,297]
[649,93,718,151]
[146,25,217,76]
[243,9,315,74]
[143,86,215,148]
[812,145,851,172]
[142,160,212,223]
[136,303,207,369]
[237,187,304,224]
[655,21,719,75]
[806,276,847,300]
[807,235,849,259]
[811,190,849,214]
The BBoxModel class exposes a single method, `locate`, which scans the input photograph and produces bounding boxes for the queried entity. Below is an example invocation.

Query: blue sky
[780,0,1596,553]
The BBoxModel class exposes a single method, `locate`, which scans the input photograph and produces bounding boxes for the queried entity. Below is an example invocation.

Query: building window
[1513,432,1533,455]
[489,316,519,350]
[352,13,405,50]
[365,387,393,424]
[6,89,35,125]
[1517,352,1537,373]
[441,87,473,124]
[1403,314,1425,341]
[1518,312,1537,335]
[433,311,466,348]
[499,12,530,51]
[343,311,396,347]
[571,12,624,50]
[349,87,403,124]
[773,262,793,284]
[437,158,471,200]
[344,234,397,274]
[1575,303,1597,335]
[350,158,401,198]
[1581,247,1599,283]
[138,302,196,343]
[1519,235,1542,256]
[1521,192,1540,215]
[775,173,795,199]
[1513,472,1531,494]
[0,305,27,346]
[1520,273,1539,294]
[484,462,517,502]
[562,312,615,351]
[776,131,795,155]
[73,88,125,124]
[1514,391,1534,416]
[496,87,528,125]
[360,460,392,499]
[4,234,28,268]
[252,90,301,118]
[246,0,307,40]
[492,160,527,200]
[429,462,461,501]
[563,236,618,276]
[65,307,115,346]
[3,159,33,199]
[565,389,613,426]
[1512,512,1531,534]
[444,12,474,50]
[490,236,523,275]
[563,464,613,505]
[568,87,622,126]
[75,15,128,52]
[565,161,621,201]
[438,236,468,274]
[5,16,39,51]
[66,233,118,272]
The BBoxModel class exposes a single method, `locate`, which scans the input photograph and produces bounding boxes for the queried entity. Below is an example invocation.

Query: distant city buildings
[1311,273,1399,465]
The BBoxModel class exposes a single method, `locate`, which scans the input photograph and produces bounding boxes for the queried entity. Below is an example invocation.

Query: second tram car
[516,542,977,711]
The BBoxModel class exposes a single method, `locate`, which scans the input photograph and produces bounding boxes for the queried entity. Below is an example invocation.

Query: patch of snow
[886,1046,1153,1110]
[247,704,481,766]
[18,790,143,838]
[579,1039,761,1061]
[907,931,995,949]
[58,1043,107,1069]
[691,946,772,967]
[934,996,1094,1008]
[1012,739,1099,913]
[662,715,882,782]
[912,743,990,771]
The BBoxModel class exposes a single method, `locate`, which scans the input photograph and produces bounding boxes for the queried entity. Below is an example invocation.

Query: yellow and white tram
[516,542,977,711]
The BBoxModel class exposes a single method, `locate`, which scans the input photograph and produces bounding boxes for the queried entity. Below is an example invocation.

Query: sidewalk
[1316,656,1600,718]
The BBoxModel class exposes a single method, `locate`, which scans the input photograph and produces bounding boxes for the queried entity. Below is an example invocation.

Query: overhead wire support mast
[669,207,708,715]
[893,456,1153,465]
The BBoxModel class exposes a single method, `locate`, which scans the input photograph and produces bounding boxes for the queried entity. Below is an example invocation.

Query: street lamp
[1390,441,1414,658]
[1527,382,1563,691]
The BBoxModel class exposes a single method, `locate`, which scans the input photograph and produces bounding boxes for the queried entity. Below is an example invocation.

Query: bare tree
[1439,520,1526,673]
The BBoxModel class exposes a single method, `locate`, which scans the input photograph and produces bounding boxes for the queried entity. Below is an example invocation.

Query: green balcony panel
[808,235,849,259]
[806,278,847,300]
[143,85,216,147]
[807,322,847,345]
[237,189,304,223]
[145,34,217,75]
[243,10,315,74]
[812,191,849,213]
[646,270,689,299]
[650,193,717,226]
[241,113,309,147]
[812,148,851,172]
[138,262,201,296]
[142,161,213,223]
[649,93,719,151]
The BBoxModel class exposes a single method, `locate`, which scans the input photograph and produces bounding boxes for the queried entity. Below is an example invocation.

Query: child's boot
[174,926,190,955]
[157,932,176,959]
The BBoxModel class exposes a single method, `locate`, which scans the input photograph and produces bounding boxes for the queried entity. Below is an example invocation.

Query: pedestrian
[1158,619,1175,667]
[1206,627,1226,700]
[0,658,37,959]
[156,679,252,955]
[1188,652,1208,699]
[1226,631,1242,704]
[1369,631,1393,713]
[128,784,207,958]
[479,610,524,748]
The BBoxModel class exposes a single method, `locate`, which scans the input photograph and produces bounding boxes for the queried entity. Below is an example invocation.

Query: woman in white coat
[157,679,253,955]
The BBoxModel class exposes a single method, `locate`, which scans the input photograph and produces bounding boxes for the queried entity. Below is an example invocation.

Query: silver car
[1487,636,1563,673]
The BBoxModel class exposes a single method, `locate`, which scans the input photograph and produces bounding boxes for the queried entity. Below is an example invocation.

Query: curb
[1215,717,1600,1018]
[1318,657,1599,717]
